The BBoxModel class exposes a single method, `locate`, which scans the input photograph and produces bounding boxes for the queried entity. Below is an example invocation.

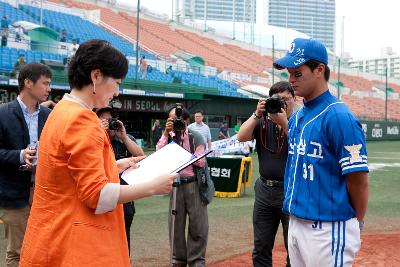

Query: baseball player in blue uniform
[270,38,369,267]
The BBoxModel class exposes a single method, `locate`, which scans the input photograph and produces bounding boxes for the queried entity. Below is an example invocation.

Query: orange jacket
[20,99,130,267]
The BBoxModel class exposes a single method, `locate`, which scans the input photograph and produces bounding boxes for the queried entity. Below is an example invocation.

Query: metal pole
[337,57,341,99]
[232,0,235,39]
[250,0,254,44]
[341,16,345,58]
[204,0,207,31]
[272,35,275,84]
[171,0,174,21]
[40,0,43,26]
[285,7,288,45]
[385,66,388,121]
[243,0,246,41]
[175,0,180,22]
[135,0,140,82]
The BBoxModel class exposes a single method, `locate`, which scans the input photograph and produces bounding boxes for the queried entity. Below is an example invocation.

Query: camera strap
[188,131,195,154]
[167,130,195,153]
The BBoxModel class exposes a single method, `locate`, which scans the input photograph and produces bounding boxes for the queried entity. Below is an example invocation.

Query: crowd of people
[0,37,369,267]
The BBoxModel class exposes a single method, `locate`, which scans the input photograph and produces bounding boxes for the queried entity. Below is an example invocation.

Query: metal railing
[97,20,161,59]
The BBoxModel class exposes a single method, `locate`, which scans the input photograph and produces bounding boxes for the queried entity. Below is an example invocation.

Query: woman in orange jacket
[19,39,177,267]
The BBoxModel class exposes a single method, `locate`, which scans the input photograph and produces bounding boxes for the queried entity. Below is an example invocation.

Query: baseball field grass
[0,141,399,266]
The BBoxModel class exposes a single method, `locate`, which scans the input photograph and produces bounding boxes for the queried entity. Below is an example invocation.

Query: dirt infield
[209,232,400,267]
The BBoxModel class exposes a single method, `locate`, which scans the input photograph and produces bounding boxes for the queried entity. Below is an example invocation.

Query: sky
[118,0,400,60]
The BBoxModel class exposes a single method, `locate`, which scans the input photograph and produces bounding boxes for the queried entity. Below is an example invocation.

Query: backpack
[188,130,215,205]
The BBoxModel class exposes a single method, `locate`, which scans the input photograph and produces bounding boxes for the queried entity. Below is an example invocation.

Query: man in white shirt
[188,110,212,150]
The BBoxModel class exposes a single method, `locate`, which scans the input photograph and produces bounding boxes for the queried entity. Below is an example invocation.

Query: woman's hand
[117,156,146,173]
[150,173,179,195]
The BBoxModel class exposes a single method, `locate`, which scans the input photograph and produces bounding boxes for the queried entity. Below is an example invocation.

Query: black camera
[108,118,121,130]
[173,103,185,132]
[265,95,285,114]
[108,99,123,130]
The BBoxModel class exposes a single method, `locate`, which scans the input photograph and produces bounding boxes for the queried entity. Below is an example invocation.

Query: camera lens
[265,96,284,114]
[108,119,121,130]
[173,103,185,131]
[173,119,185,132]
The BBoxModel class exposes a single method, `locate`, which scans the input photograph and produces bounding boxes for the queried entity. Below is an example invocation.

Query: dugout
[2,71,400,145]
[0,75,258,147]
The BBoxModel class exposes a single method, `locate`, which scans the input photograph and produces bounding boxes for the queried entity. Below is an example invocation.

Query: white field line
[371,152,400,154]
[368,156,400,160]
[368,163,400,171]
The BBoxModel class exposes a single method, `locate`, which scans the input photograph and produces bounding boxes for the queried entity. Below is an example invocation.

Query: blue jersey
[283,91,369,221]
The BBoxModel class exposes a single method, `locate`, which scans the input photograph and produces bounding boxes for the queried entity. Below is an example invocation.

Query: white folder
[121,142,211,186]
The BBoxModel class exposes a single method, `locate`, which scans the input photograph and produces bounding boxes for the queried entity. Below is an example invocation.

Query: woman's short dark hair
[68,39,128,89]
[269,81,294,97]
[304,60,330,81]
[18,62,52,92]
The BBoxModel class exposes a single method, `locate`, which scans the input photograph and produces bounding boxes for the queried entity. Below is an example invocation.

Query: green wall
[361,121,400,141]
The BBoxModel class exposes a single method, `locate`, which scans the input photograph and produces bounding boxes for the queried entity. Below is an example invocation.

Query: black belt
[260,177,284,187]
[180,176,196,184]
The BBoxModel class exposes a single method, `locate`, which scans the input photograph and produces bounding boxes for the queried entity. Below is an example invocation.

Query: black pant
[252,178,290,267]
[123,201,135,254]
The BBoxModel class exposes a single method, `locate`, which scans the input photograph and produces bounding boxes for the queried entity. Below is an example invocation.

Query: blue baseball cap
[273,38,328,70]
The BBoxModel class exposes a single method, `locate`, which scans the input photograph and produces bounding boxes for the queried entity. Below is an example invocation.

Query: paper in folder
[121,142,211,186]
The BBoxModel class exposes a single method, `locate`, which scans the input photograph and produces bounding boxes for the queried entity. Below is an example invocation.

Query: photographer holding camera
[237,81,295,267]
[96,106,144,254]
[156,103,209,267]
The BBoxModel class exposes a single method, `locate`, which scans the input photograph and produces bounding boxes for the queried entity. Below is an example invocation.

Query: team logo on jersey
[297,138,306,155]
[289,42,295,53]
[344,144,363,163]
[307,141,323,159]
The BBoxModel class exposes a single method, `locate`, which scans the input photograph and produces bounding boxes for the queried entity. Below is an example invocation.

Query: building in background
[268,0,336,51]
[348,47,400,79]
[183,0,256,23]
[178,0,310,51]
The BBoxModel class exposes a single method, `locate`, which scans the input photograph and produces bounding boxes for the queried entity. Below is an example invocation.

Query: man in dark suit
[0,62,52,267]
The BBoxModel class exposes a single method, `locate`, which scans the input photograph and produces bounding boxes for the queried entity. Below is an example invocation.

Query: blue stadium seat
[0,2,245,98]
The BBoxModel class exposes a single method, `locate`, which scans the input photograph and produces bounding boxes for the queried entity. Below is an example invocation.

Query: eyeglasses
[280,96,293,102]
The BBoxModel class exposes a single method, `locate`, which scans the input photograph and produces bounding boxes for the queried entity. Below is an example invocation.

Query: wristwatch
[252,112,262,120]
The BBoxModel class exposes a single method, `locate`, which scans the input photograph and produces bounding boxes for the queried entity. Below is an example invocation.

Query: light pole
[272,35,275,84]
[203,0,207,31]
[135,0,140,82]
[243,0,246,41]
[340,16,345,58]
[337,57,341,99]
[232,0,236,39]
[385,65,388,121]
[337,16,345,100]
[40,0,43,26]
[250,0,254,44]
[171,0,174,21]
